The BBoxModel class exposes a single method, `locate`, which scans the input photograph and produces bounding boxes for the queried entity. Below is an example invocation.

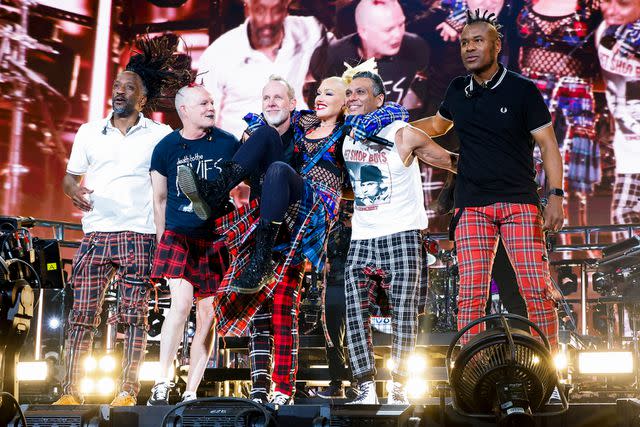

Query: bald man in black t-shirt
[310,0,428,112]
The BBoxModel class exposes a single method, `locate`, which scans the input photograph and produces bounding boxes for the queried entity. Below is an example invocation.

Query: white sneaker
[548,386,562,404]
[271,391,293,405]
[346,381,379,405]
[147,381,174,406]
[387,382,409,405]
[181,391,197,403]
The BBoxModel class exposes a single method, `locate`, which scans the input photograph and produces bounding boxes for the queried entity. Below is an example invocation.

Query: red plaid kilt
[151,230,228,299]
[213,187,332,336]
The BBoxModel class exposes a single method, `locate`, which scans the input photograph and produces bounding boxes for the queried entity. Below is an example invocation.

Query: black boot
[232,219,280,294]
[177,161,246,220]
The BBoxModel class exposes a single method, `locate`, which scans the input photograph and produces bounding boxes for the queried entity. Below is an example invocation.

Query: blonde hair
[341,58,378,85]
[267,74,295,100]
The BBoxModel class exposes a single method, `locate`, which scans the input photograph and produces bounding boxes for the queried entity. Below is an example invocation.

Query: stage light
[97,377,115,395]
[407,354,427,374]
[139,361,174,382]
[406,378,428,399]
[99,354,116,373]
[48,317,60,329]
[386,358,395,371]
[554,353,568,371]
[447,314,567,425]
[17,361,48,381]
[385,380,394,394]
[84,356,97,372]
[578,351,633,374]
[81,377,95,394]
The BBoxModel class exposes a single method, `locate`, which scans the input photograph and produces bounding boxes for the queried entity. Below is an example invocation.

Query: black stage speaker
[11,404,103,426]
[329,404,417,427]
[32,238,64,289]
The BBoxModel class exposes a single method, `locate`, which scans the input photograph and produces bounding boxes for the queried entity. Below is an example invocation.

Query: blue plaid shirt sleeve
[344,102,410,142]
[242,112,267,135]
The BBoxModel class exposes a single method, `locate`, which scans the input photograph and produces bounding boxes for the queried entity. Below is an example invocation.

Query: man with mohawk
[413,10,564,349]
[55,34,192,406]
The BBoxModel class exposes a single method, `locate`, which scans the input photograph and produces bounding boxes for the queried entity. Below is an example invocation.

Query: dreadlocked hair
[125,33,194,111]
[465,9,503,37]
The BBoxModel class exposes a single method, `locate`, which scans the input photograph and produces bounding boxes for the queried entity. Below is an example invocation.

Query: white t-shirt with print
[343,120,428,240]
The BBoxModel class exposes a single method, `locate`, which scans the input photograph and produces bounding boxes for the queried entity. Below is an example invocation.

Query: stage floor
[12,398,625,427]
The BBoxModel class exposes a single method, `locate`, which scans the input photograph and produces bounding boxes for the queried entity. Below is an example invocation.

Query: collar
[103,111,148,132]
[467,63,507,94]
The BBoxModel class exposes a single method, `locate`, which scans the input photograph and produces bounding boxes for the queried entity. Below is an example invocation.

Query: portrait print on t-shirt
[346,155,392,211]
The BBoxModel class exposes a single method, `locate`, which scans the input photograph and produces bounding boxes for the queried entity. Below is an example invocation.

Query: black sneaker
[147,381,173,406]
[317,384,345,399]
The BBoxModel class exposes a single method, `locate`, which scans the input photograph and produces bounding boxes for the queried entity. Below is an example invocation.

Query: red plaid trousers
[454,203,558,349]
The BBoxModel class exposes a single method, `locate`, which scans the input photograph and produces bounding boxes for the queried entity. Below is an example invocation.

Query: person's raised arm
[396,125,458,173]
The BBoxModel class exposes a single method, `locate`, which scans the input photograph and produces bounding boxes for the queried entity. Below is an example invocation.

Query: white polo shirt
[198,15,324,138]
[66,112,172,234]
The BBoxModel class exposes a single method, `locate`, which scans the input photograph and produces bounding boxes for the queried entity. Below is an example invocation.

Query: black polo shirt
[438,64,551,208]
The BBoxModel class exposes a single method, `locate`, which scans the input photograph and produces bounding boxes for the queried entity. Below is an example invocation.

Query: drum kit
[423,236,459,333]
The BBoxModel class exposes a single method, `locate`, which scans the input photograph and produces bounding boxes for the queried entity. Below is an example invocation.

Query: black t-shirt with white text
[310,32,429,105]
[150,128,241,237]
[438,65,552,208]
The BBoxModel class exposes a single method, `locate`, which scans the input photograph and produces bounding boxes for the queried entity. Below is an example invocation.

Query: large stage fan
[446,314,568,426]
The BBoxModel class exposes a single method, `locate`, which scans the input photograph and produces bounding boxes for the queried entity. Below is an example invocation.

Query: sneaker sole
[177,165,211,221]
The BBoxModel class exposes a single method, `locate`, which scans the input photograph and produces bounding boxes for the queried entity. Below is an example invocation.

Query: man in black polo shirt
[413,10,564,349]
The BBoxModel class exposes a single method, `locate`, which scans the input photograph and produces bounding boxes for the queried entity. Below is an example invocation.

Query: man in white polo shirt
[198,0,326,138]
[53,35,190,407]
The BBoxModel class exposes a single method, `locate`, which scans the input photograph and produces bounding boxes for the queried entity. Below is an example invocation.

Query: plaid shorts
[151,230,228,299]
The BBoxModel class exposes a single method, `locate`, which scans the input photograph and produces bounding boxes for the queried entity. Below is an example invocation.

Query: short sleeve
[438,80,455,122]
[66,124,90,175]
[150,138,168,176]
[524,80,552,133]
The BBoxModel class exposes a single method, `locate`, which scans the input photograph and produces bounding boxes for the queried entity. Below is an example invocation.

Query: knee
[264,161,292,183]
[251,125,281,149]
[196,300,215,322]
[171,297,193,320]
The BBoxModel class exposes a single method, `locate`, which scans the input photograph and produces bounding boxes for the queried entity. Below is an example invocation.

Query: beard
[264,109,289,127]
[113,99,136,117]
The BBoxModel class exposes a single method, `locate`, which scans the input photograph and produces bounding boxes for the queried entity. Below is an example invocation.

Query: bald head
[355,0,405,58]
[175,85,216,131]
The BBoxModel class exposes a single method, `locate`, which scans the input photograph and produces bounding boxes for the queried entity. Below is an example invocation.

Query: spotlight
[48,317,60,329]
[97,377,115,395]
[386,358,395,371]
[406,378,428,399]
[592,272,612,295]
[80,378,95,394]
[554,353,568,371]
[446,314,567,426]
[17,361,48,381]
[557,266,578,295]
[84,356,97,373]
[578,351,633,375]
[99,355,116,373]
[407,354,427,374]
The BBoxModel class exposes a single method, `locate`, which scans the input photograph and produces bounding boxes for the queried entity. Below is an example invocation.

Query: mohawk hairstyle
[125,33,194,111]
[465,9,503,37]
